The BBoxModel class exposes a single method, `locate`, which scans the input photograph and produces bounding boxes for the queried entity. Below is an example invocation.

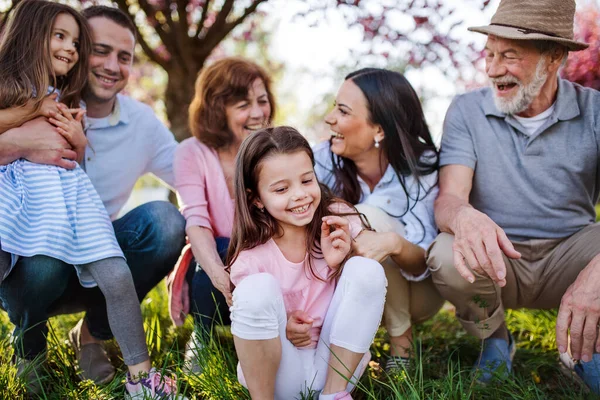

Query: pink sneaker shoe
[334,391,353,400]
[126,368,188,399]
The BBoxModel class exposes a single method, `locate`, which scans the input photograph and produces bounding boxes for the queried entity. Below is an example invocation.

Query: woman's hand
[48,104,87,163]
[286,310,314,348]
[353,230,402,263]
[321,215,351,269]
[208,267,233,306]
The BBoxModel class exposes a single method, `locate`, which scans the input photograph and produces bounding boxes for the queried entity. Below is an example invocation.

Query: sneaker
[385,356,410,373]
[14,355,45,396]
[559,351,600,394]
[68,318,115,384]
[473,332,516,383]
[126,368,188,399]
[333,392,353,400]
[183,332,203,375]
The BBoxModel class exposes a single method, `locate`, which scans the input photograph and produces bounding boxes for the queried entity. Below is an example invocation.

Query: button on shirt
[313,141,439,250]
[83,94,178,220]
[440,78,600,241]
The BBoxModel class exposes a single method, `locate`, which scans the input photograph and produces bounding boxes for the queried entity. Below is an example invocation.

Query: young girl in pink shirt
[227,126,387,400]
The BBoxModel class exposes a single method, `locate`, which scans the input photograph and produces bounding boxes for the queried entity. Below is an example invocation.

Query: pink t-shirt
[174,137,234,237]
[230,205,363,348]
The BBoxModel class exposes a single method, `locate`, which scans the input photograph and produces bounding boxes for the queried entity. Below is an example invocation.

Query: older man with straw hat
[427,0,600,390]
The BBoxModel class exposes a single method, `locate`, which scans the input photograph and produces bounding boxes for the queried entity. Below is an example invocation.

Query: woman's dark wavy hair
[226,126,357,282]
[324,68,439,244]
[0,0,92,112]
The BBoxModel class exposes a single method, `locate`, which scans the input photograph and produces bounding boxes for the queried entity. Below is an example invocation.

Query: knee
[427,233,474,293]
[143,201,186,247]
[341,256,387,296]
[231,273,281,317]
[0,256,71,322]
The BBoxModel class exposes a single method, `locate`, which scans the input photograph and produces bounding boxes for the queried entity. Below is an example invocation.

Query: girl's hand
[48,104,87,163]
[286,310,313,348]
[208,268,233,306]
[353,230,402,263]
[321,215,351,269]
[38,93,60,118]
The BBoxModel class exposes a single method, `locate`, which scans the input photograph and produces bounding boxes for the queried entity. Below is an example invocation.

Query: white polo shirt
[83,94,177,220]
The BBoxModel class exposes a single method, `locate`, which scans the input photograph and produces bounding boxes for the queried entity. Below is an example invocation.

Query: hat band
[490,23,561,38]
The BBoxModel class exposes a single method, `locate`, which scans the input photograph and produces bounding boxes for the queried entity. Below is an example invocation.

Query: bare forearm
[0,129,24,165]
[388,233,427,276]
[0,106,35,134]
[187,225,226,279]
[434,192,473,234]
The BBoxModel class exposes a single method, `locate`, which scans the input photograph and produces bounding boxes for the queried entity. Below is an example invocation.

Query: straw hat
[468,0,588,51]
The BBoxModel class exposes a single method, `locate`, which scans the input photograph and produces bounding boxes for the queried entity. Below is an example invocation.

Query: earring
[374,138,380,149]
[259,207,265,213]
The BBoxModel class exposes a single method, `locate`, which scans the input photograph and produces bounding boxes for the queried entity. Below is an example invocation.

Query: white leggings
[230,256,387,400]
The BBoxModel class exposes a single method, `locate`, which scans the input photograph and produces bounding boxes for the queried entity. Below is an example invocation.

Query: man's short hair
[82,6,136,40]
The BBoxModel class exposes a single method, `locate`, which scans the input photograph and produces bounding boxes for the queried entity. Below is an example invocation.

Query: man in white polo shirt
[0,6,185,391]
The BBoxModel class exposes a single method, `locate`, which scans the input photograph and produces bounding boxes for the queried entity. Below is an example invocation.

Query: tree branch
[229,0,267,28]
[195,0,212,39]
[137,0,176,52]
[113,0,169,70]
[202,0,234,45]
[206,0,267,48]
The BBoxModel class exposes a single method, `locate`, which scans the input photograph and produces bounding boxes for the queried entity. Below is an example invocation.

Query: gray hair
[532,40,568,67]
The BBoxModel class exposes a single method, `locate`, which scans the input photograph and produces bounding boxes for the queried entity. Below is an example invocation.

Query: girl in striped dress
[0,1,184,398]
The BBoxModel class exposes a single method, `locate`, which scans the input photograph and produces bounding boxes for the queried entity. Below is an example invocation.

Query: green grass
[1,205,598,399]
[0,283,596,400]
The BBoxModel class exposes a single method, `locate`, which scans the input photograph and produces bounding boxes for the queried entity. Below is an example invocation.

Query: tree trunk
[164,64,200,142]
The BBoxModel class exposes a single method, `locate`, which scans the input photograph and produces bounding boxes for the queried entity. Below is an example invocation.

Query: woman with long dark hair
[314,68,444,370]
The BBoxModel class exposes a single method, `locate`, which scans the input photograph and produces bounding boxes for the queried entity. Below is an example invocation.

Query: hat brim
[468,25,588,51]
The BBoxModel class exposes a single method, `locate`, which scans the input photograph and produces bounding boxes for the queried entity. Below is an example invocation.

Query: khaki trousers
[356,204,444,337]
[427,222,600,339]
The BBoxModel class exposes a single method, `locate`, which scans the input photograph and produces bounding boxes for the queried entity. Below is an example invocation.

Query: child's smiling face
[49,13,80,76]
[255,151,322,235]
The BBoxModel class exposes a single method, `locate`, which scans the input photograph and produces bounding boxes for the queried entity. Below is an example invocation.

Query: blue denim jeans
[0,201,186,360]
[187,237,231,336]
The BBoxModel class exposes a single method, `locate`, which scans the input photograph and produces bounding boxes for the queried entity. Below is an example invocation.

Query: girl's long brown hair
[0,0,93,113]
[226,126,358,281]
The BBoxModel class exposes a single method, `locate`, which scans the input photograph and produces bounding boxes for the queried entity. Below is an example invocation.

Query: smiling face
[255,151,321,236]
[225,78,272,144]
[85,17,135,115]
[485,36,552,115]
[49,13,80,76]
[324,79,384,161]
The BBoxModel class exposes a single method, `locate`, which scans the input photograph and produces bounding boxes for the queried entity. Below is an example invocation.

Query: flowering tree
[1,0,491,140]
[561,2,600,90]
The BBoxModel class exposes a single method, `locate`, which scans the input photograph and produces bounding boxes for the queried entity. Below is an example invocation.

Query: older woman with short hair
[168,57,276,371]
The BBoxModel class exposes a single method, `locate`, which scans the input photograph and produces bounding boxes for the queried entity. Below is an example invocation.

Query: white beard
[490,57,548,115]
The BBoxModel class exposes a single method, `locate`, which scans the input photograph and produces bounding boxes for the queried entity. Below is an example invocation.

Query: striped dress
[0,159,124,288]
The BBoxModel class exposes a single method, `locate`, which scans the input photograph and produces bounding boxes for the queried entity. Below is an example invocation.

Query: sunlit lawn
[1,206,599,399]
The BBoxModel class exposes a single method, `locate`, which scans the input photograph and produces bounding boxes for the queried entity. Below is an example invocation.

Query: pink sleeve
[173,139,213,233]
[329,202,363,239]
[230,254,260,287]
